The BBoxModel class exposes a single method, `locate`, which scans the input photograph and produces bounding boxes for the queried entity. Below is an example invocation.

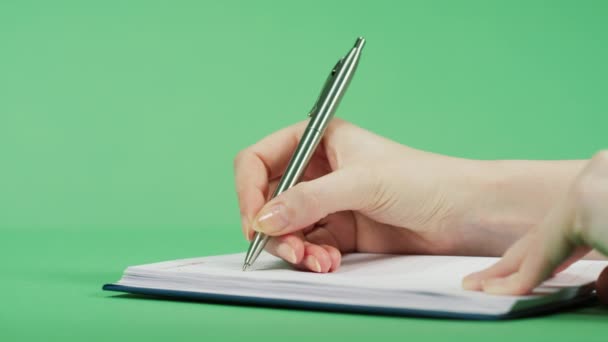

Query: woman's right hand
[234,119,500,272]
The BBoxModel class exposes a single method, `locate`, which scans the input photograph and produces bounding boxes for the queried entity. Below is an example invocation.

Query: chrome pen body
[242,37,366,271]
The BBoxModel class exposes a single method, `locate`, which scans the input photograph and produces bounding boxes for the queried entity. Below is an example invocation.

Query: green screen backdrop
[1,1,607,341]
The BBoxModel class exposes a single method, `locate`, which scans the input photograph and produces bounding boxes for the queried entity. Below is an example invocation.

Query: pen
[242,37,366,271]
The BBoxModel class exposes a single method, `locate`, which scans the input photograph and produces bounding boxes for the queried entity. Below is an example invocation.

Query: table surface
[2,1,608,340]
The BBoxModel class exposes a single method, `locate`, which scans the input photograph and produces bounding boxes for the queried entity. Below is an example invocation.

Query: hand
[463,151,608,302]
[234,119,493,273]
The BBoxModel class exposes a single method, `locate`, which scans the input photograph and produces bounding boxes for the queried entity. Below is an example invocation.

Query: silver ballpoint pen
[242,37,366,271]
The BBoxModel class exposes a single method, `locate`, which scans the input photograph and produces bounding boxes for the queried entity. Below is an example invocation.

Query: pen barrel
[243,37,365,269]
[242,126,321,267]
[271,125,322,199]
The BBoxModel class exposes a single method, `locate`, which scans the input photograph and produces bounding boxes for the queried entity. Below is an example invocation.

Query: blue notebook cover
[102,283,596,320]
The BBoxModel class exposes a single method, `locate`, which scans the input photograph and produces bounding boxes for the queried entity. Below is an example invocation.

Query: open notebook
[104,253,607,319]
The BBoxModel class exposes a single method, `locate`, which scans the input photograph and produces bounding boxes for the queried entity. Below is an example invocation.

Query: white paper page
[115,253,607,316]
[124,252,606,294]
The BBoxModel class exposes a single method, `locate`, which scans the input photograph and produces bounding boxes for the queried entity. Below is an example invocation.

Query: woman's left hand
[463,151,608,303]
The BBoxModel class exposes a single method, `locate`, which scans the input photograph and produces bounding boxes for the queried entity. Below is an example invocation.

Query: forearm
[456,159,586,256]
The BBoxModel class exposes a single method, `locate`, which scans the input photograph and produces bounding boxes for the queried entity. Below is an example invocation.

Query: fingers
[264,233,342,273]
[322,244,342,272]
[473,151,608,295]
[462,235,530,291]
[264,234,306,264]
[304,227,343,272]
[465,201,577,295]
[480,237,570,295]
[491,219,577,294]
[295,243,341,273]
[234,120,349,240]
[252,168,372,236]
[300,243,332,273]
[234,122,309,240]
[552,246,591,275]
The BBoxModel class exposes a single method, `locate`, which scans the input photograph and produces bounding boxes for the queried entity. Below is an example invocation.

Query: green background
[1,0,607,340]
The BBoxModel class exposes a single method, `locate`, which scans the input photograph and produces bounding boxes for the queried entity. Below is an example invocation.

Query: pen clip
[308,57,344,118]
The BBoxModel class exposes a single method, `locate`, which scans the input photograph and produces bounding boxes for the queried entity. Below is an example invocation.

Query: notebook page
[124,252,605,294]
[115,253,607,316]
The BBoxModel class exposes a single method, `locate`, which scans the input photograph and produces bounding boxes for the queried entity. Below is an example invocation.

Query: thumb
[252,168,371,236]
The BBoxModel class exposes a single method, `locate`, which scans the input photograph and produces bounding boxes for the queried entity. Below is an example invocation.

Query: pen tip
[242,264,250,272]
[354,37,365,49]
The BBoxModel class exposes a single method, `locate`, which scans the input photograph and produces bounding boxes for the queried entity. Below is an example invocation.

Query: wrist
[450,159,585,256]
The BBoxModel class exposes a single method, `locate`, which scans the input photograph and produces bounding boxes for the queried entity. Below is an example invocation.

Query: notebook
[103,252,607,319]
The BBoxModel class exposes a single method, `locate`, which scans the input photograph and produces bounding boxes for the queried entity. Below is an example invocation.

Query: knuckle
[513,279,534,295]
[576,150,608,187]
[584,150,608,176]
[233,149,248,170]
[572,172,607,208]
[571,164,608,242]
[592,150,608,165]
[328,117,347,127]
[589,150,608,172]
[572,175,596,205]
[572,151,608,205]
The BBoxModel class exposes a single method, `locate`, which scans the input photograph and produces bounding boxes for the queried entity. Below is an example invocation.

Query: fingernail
[304,255,322,273]
[255,204,289,234]
[276,243,297,264]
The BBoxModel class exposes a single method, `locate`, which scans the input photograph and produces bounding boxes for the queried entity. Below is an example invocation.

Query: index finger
[233,121,309,239]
